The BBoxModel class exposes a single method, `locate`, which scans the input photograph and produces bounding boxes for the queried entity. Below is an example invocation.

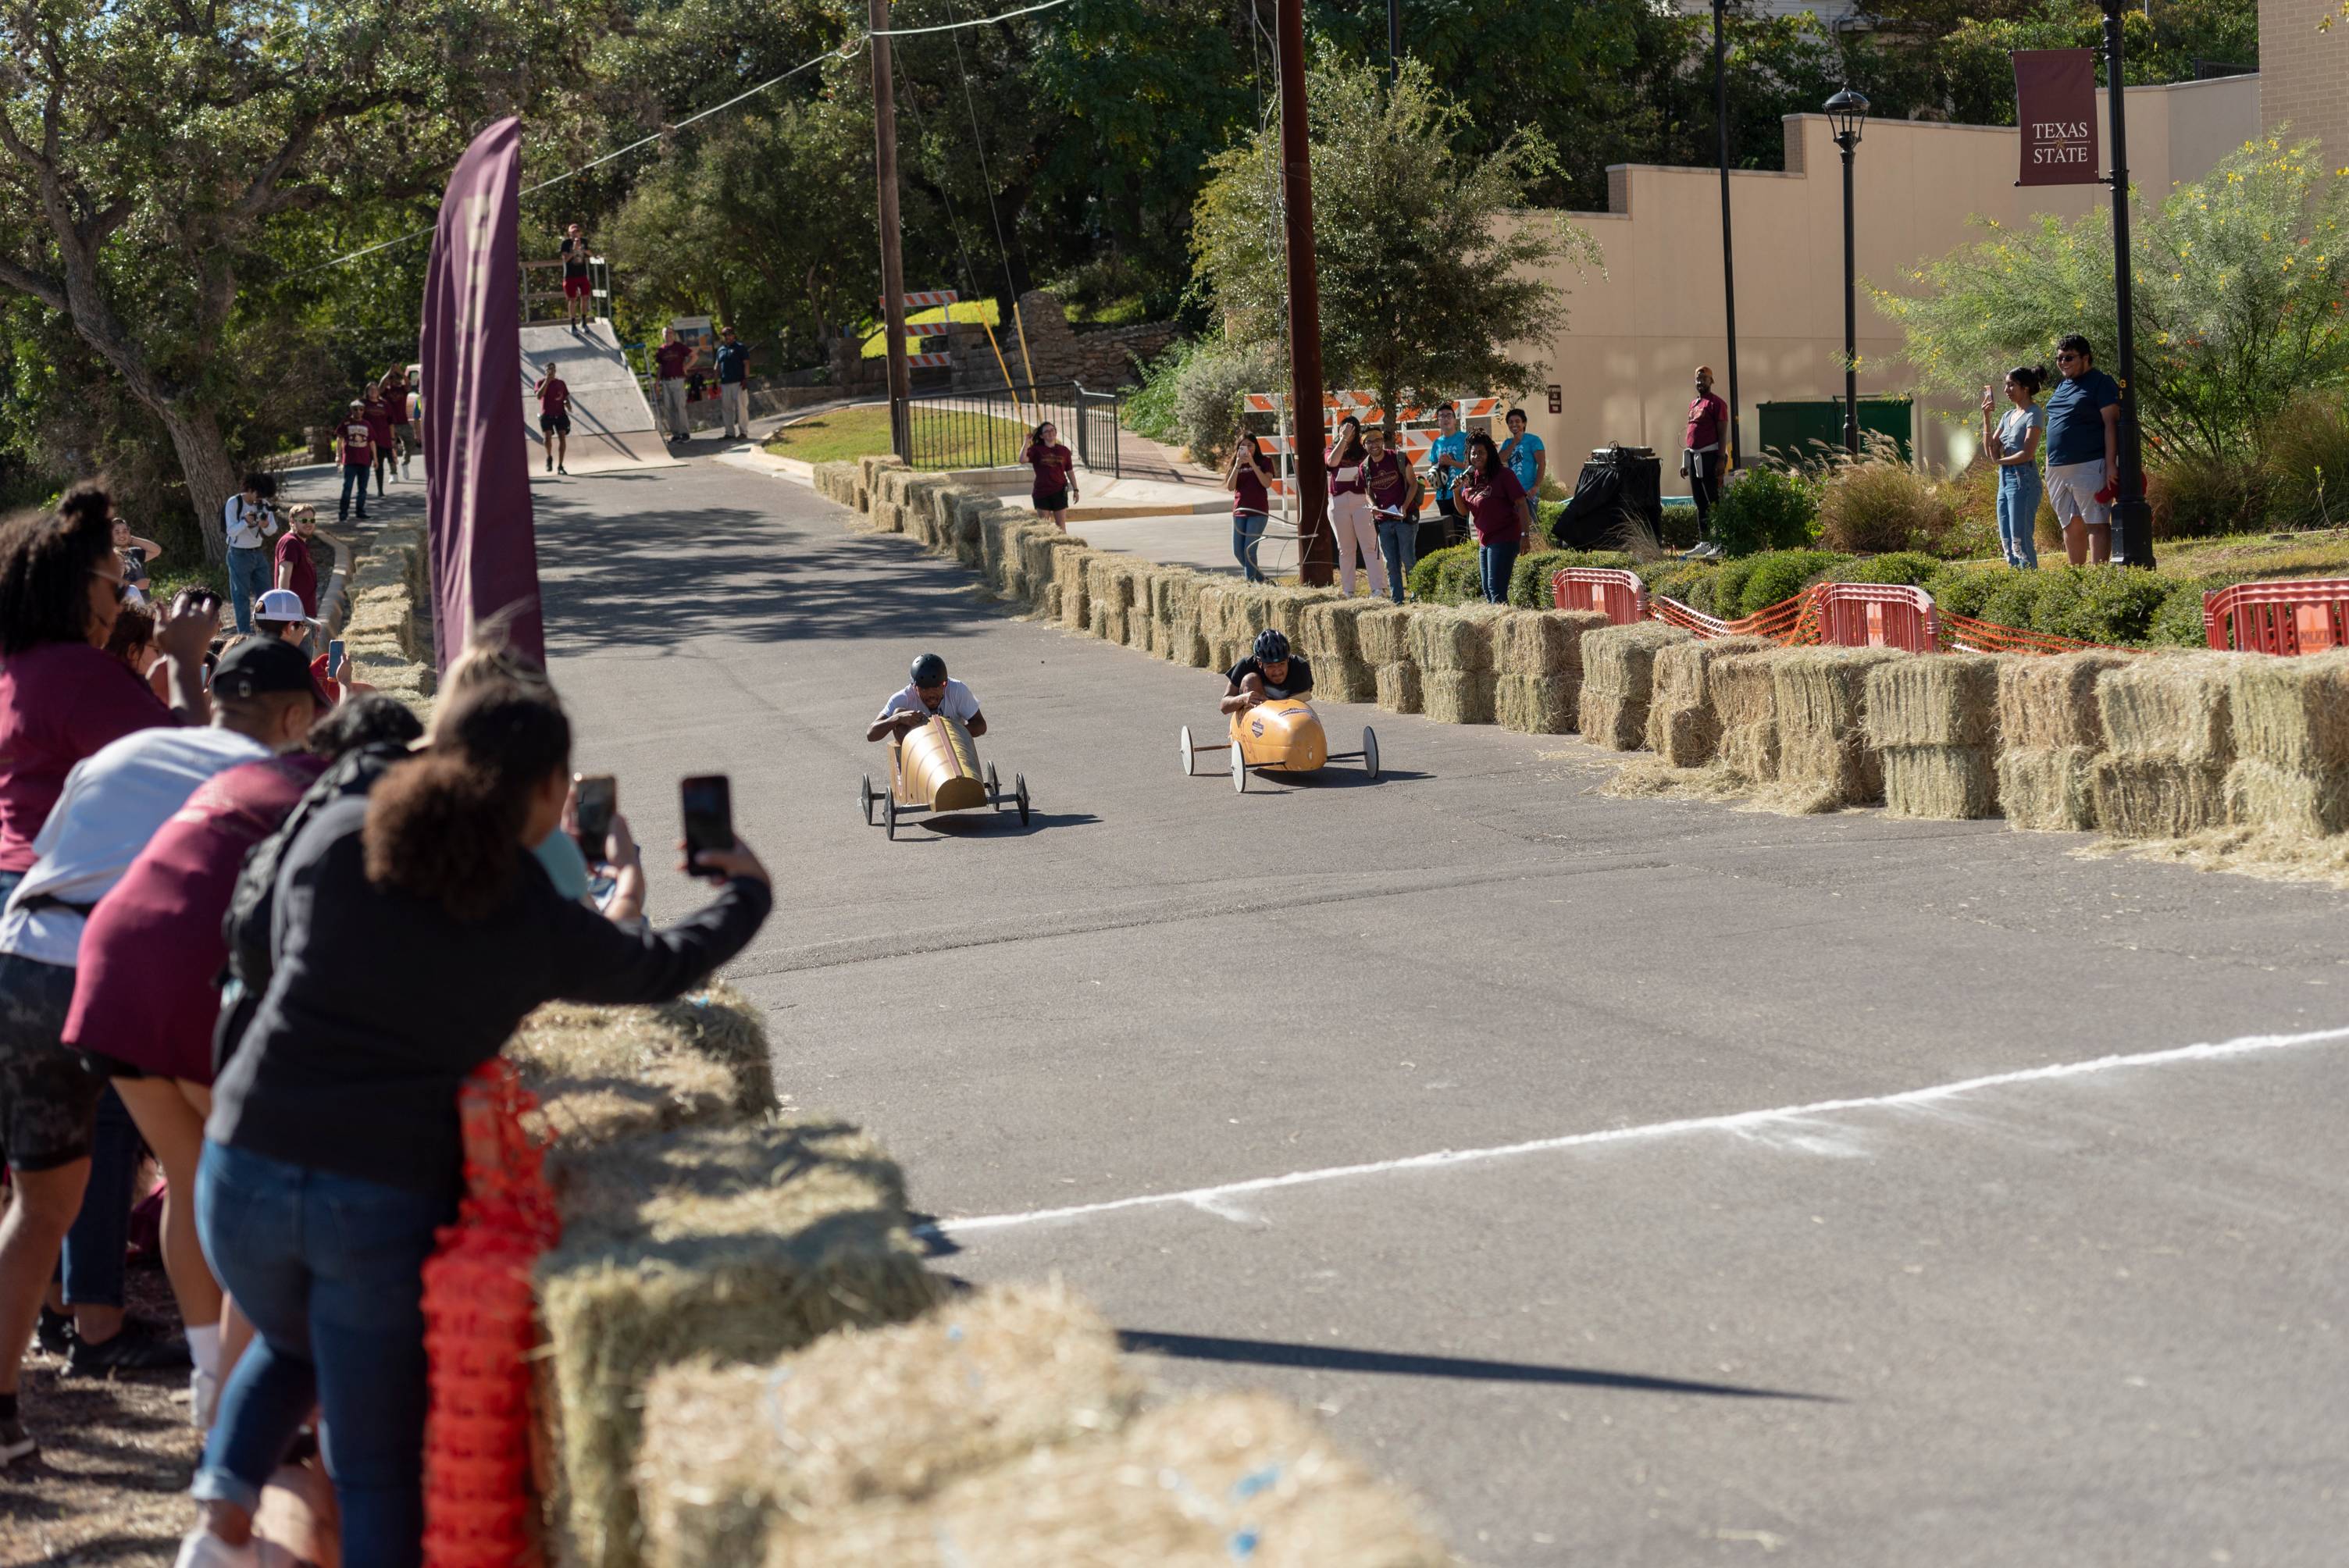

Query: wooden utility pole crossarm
[1276,0,1332,586]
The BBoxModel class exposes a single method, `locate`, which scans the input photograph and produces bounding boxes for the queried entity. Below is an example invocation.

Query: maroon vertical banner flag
[2012,50,2101,187]
[420,116,544,672]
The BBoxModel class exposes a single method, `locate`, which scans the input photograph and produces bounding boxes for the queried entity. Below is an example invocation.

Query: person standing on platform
[1324,415,1383,598]
[653,328,695,444]
[1682,367,1730,558]
[559,223,593,330]
[1226,434,1275,584]
[715,326,753,440]
[334,404,374,526]
[535,363,572,476]
[223,476,279,635]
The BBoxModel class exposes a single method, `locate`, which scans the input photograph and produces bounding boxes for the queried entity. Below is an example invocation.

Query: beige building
[1520,73,2261,486]
[2260,0,2349,179]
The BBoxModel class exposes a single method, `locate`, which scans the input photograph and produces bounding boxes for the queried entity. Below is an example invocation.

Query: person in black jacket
[177,679,772,1568]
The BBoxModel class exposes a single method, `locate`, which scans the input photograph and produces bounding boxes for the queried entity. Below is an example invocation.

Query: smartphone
[574,772,616,860]
[327,638,347,679]
[679,774,733,871]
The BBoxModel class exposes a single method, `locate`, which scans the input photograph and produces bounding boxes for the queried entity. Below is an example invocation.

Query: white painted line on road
[930,1022,2349,1239]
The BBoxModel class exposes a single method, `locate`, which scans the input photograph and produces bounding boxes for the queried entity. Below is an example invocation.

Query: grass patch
[764,406,1032,470]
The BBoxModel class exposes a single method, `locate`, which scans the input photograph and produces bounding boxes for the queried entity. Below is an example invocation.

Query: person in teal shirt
[1420,402,1470,547]
[1500,407,1546,499]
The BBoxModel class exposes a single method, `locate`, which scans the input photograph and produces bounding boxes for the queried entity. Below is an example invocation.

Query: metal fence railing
[906,381,1121,478]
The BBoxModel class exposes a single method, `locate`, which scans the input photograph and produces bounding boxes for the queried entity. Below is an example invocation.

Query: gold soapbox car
[1180,698,1379,793]
[862,714,1028,838]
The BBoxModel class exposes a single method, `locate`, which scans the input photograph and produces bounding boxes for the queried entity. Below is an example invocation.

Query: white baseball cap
[255,588,308,623]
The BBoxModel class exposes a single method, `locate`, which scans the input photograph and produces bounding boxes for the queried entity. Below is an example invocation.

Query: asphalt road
[536,454,2349,1567]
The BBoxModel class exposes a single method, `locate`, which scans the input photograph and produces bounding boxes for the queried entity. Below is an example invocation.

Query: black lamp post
[2099,0,2155,567]
[1826,87,1869,455]
[1714,0,1741,471]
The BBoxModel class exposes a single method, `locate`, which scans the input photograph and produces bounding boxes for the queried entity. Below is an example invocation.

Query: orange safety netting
[1650,584,1823,646]
[422,1060,560,1568]
[1937,613,2119,655]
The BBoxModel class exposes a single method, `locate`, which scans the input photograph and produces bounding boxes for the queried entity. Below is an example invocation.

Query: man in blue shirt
[715,326,753,440]
[2041,333,2121,565]
[1501,406,1546,501]
[1420,402,1470,547]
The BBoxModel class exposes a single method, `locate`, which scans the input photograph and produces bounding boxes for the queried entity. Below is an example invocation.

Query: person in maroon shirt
[1225,433,1275,583]
[1023,420,1076,529]
[536,362,572,476]
[335,400,375,523]
[380,368,415,480]
[362,390,395,497]
[652,327,696,444]
[1456,431,1532,604]
[1363,426,1416,602]
[273,504,319,618]
[1683,365,1731,558]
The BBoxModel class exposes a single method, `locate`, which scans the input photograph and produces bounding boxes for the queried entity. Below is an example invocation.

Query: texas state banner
[2012,50,2102,188]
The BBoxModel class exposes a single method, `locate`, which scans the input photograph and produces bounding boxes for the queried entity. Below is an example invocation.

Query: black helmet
[910,652,949,687]
[1253,629,1290,663]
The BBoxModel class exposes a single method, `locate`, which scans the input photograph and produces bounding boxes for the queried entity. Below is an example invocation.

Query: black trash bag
[1555,447,1663,554]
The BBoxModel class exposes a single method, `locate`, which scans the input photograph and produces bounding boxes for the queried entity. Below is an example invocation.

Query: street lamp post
[1826,87,1869,456]
[2099,0,2156,567]
[1714,0,1741,470]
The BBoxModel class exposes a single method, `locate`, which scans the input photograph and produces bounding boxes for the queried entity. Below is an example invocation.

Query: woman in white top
[1981,366,2047,570]
[1323,415,1383,597]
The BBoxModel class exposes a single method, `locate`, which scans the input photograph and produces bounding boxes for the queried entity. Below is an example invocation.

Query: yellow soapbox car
[862,714,1028,838]
[1180,698,1379,793]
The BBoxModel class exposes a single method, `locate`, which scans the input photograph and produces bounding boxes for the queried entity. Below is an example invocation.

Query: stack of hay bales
[636,1283,1140,1566]
[1863,654,2002,819]
[1768,647,1906,805]
[1121,565,1164,653]
[1492,609,1609,735]
[1299,600,1380,704]
[338,524,435,704]
[1406,606,1505,725]
[1645,635,1775,765]
[508,986,776,1152]
[1356,606,1420,714]
[2225,653,2349,836]
[1083,555,1132,644]
[1993,651,2130,831]
[766,1392,1448,1567]
[1057,551,1103,633]
[1195,582,1253,672]
[2090,653,2235,837]
[536,1117,943,1568]
[812,462,856,505]
[1709,650,1787,781]
[1154,572,1213,668]
[1019,533,1086,622]
[1577,622,1693,750]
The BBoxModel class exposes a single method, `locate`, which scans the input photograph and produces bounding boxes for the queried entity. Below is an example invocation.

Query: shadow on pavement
[1114,1330,1839,1402]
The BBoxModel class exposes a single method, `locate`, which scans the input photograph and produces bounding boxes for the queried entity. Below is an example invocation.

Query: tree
[1873,136,2349,468]
[0,0,602,559]
[1190,53,1594,432]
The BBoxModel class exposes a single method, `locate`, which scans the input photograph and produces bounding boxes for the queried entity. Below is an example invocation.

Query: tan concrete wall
[1517,76,2260,486]
[2259,0,2349,163]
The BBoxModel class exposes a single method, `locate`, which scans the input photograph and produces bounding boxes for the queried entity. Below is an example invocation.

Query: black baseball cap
[213,636,330,707]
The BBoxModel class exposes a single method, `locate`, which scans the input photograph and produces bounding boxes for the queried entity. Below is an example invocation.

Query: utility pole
[1388,0,1401,84]
[2100,0,2156,568]
[1277,0,1331,585]
[871,0,911,462]
[1713,0,1741,469]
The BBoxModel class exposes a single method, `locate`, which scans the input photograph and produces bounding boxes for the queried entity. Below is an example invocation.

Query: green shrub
[1977,570,2061,635]
[1733,550,1848,618]
[1410,543,1473,603]
[1507,548,1640,608]
[2147,450,2264,540]
[2150,576,2232,647]
[1706,465,1818,558]
[2264,391,2349,531]
[1831,551,1944,588]
[1122,336,1281,469]
[1709,556,1759,618]
[1658,497,1700,551]
[2048,568,2175,644]
[1815,451,1959,554]
[1639,561,1719,607]
[1437,548,1487,604]
[1929,562,2008,620]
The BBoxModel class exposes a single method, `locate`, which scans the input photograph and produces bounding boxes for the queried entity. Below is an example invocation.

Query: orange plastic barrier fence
[2202,577,2349,654]
[1937,613,2116,654]
[422,1060,560,1568]
[1650,583,1821,645]
[1813,583,1941,653]
[1551,567,1647,625]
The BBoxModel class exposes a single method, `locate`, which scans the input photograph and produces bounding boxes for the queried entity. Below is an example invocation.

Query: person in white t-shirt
[866,653,986,742]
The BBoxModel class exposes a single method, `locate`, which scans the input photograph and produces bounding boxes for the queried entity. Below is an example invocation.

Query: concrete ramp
[519,321,666,472]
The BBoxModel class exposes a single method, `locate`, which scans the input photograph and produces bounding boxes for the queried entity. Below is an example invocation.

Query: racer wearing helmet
[868,651,988,741]
[1221,628,1314,715]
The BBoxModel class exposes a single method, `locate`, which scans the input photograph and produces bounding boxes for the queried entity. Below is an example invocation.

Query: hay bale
[1354,606,1415,667]
[1576,690,1644,750]
[2221,654,2349,836]
[2224,757,2349,837]
[1492,609,1610,679]
[637,1282,1140,1567]
[1057,552,1096,632]
[510,985,775,1150]
[2096,654,2234,764]
[1863,655,2000,749]
[765,1392,1447,1568]
[538,1118,944,1568]
[1996,649,2127,752]
[1579,622,1691,700]
[1314,658,1379,706]
[1998,746,2101,831]
[1406,606,1502,672]
[1088,598,1125,644]
[1374,661,1422,715]
[1299,600,1374,665]
[1421,669,1494,725]
[2091,754,2231,838]
[1880,746,2000,820]
[1643,635,1775,766]
[1496,673,1577,735]
[1770,647,1906,806]
[1162,614,1210,668]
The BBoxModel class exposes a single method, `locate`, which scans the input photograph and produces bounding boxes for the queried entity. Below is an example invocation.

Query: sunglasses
[2056,351,2082,362]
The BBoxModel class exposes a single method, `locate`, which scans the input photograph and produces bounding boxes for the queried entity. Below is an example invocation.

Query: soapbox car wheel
[1179,725,1196,777]
[1015,774,1030,826]
[883,792,898,840]
[1362,728,1381,780]
[860,774,876,825]
[986,762,1000,805]
[1231,743,1247,793]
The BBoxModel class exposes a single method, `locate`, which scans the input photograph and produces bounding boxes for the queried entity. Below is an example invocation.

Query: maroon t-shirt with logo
[538,377,571,418]
[276,531,319,617]
[1232,460,1269,516]
[1326,444,1367,496]
[337,419,374,467]
[1028,441,1072,501]
[1459,467,1527,546]
[1366,451,1410,511]
[654,343,691,380]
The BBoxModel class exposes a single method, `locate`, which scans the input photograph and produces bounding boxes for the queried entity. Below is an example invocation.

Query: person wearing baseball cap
[0,635,329,1442]
[251,588,311,650]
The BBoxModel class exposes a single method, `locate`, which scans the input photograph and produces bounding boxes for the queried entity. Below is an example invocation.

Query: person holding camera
[222,474,280,634]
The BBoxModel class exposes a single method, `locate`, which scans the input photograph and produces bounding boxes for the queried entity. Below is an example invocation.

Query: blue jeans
[1378,516,1418,602]
[227,547,270,634]
[58,1088,136,1309]
[1998,469,2041,568]
[194,1141,455,1566]
[1232,511,1267,583]
[337,463,371,521]
[1480,541,1520,604]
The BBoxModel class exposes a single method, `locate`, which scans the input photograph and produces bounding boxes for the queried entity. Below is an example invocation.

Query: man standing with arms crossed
[653,327,695,444]
[715,326,753,441]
